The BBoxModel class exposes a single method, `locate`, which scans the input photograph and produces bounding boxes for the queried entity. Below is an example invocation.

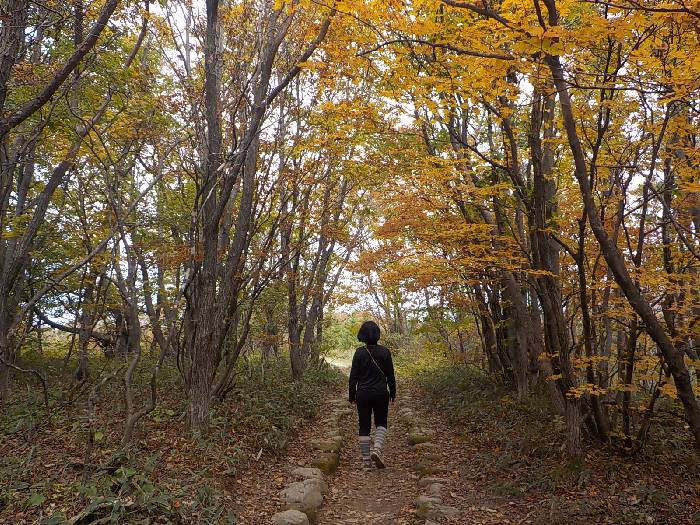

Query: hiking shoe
[371,450,386,469]
[362,460,374,470]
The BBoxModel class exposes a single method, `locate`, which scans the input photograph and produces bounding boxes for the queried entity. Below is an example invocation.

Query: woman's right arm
[386,351,397,401]
[348,349,359,403]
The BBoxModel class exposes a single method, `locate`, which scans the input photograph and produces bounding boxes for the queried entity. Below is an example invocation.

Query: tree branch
[0,354,48,406]
[34,309,113,346]
[358,38,514,60]
[0,0,121,138]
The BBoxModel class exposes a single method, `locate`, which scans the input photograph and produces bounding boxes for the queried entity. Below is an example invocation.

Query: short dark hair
[357,320,381,345]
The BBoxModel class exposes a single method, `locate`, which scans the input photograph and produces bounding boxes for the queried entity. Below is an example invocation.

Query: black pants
[356,390,389,436]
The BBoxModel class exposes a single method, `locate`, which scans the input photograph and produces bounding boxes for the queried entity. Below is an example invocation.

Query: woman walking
[348,321,396,469]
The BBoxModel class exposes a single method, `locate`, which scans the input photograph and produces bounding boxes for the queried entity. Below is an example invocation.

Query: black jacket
[348,344,396,402]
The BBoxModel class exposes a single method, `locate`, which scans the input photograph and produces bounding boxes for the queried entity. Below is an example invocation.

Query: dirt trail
[248,362,528,525]
[313,384,520,525]
[315,392,423,524]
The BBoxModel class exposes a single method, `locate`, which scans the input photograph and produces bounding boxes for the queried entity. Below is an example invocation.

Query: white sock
[374,426,387,453]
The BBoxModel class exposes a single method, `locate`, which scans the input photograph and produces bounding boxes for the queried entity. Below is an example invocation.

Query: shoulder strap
[365,346,387,382]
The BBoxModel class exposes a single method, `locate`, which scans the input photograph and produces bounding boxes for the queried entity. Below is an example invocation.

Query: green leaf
[27,492,46,507]
[40,511,66,525]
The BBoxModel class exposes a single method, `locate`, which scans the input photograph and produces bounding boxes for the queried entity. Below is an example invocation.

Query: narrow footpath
[315,391,455,524]
[254,369,525,525]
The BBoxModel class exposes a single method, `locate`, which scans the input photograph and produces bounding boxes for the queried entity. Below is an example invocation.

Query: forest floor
[2,351,699,524]
[0,354,343,524]
[403,356,700,525]
[244,353,700,525]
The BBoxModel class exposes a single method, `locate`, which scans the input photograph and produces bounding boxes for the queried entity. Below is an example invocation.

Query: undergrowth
[398,349,700,525]
[0,352,343,524]
[224,356,344,454]
[396,350,552,429]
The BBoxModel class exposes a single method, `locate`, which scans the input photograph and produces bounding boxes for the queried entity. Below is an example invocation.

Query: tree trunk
[529,86,583,454]
[621,320,639,447]
[75,272,98,381]
[578,218,609,441]
[186,0,223,435]
[566,397,583,457]
[501,274,531,400]
[474,285,502,375]
[263,304,279,359]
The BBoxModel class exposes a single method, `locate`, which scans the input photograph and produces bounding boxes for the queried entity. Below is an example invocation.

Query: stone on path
[416,494,442,506]
[414,442,438,453]
[426,483,444,497]
[413,441,442,462]
[271,509,310,525]
[303,477,326,496]
[398,411,416,427]
[418,451,442,463]
[319,421,340,435]
[417,476,449,488]
[414,458,448,477]
[291,467,323,481]
[311,451,339,474]
[310,438,341,453]
[291,467,328,493]
[416,502,460,520]
[332,406,353,417]
[322,412,345,426]
[408,430,436,445]
[326,412,350,427]
[280,479,323,517]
